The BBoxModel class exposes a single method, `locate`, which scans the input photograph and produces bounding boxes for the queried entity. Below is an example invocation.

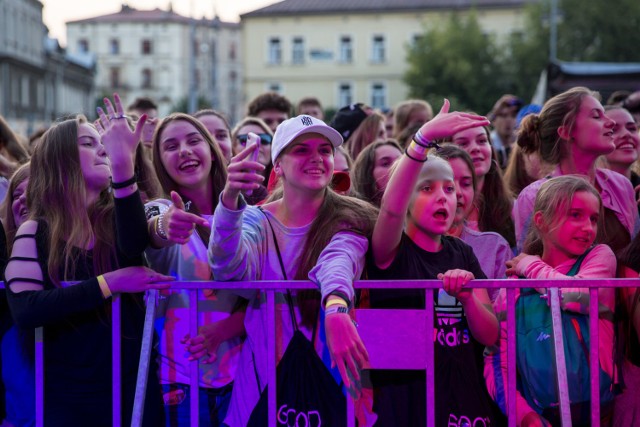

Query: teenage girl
[144,113,245,426]
[368,100,500,426]
[514,87,639,253]
[208,114,378,426]
[435,144,511,300]
[193,109,233,164]
[447,122,516,247]
[485,175,617,427]
[5,95,171,426]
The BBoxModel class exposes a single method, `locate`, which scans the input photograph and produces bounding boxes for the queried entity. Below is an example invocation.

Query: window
[21,76,29,107]
[292,37,304,64]
[78,39,89,53]
[371,35,385,63]
[339,36,353,63]
[141,69,152,88]
[268,37,281,64]
[370,82,386,109]
[109,39,120,55]
[338,83,353,107]
[267,82,282,93]
[141,39,152,55]
[110,67,121,88]
[229,42,237,60]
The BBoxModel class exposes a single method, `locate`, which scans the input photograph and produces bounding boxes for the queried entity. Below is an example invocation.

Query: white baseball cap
[271,115,343,164]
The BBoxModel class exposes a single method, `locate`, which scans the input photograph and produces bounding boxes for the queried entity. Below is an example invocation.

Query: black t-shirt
[367,233,486,308]
[366,234,503,427]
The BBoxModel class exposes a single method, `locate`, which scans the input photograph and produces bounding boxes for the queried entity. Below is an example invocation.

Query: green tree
[404,11,508,114]
[554,0,640,62]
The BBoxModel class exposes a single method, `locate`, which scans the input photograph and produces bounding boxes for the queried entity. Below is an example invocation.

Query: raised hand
[96,93,146,181]
[102,266,173,294]
[162,191,209,245]
[221,142,265,209]
[416,99,490,142]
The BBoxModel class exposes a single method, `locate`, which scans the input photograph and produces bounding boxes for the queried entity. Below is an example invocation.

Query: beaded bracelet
[413,130,441,150]
[156,213,168,240]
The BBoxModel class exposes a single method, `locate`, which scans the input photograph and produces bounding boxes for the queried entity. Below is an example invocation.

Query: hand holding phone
[245,132,260,196]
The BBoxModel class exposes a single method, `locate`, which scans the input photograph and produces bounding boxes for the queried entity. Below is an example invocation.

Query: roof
[67,4,238,29]
[551,61,640,76]
[242,0,532,17]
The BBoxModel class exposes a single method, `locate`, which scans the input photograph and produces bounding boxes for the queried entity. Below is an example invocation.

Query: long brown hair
[352,139,402,207]
[2,163,30,253]
[152,113,228,246]
[28,116,116,285]
[295,189,378,326]
[0,115,30,165]
[347,112,385,160]
[517,87,597,164]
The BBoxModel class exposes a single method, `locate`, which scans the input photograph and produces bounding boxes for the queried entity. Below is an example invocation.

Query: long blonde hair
[28,116,116,285]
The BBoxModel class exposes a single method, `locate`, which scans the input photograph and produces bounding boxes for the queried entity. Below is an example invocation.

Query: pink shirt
[483,244,616,424]
[513,167,639,251]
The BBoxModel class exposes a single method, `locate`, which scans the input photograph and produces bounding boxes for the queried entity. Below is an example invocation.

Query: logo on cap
[301,116,313,126]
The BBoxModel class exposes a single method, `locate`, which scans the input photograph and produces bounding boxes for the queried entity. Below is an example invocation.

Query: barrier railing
[28,278,639,427]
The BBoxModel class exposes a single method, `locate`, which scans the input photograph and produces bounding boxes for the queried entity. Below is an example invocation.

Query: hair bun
[517,114,541,153]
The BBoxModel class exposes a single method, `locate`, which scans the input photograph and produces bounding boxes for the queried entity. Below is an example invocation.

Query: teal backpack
[515,248,615,419]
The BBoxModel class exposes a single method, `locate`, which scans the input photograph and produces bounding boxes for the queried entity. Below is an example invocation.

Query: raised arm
[372,100,490,268]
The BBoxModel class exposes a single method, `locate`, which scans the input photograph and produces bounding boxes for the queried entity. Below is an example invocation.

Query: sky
[41,0,280,46]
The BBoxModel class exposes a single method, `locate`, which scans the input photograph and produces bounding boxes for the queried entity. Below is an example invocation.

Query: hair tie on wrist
[111,174,137,189]
[405,147,428,163]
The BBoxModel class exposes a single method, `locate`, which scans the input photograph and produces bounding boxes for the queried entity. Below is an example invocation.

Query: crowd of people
[0,85,639,427]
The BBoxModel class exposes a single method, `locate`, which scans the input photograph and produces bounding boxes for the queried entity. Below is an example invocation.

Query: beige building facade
[242,0,533,112]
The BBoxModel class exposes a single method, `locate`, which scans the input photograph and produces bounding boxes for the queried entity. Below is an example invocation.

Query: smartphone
[245,132,260,196]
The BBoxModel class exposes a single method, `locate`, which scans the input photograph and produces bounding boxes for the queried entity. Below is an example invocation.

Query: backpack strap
[565,246,595,277]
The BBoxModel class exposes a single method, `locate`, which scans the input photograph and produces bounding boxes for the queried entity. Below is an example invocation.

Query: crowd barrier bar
[27,278,639,427]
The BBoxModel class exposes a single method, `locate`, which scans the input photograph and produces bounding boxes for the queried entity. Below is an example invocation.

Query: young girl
[368,100,500,426]
[144,113,245,427]
[435,144,511,300]
[514,87,639,253]
[448,123,516,247]
[208,114,378,426]
[5,97,171,426]
[485,175,617,427]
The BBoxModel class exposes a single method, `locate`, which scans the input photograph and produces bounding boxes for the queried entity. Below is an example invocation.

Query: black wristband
[111,174,137,189]
[413,133,441,150]
[405,147,428,163]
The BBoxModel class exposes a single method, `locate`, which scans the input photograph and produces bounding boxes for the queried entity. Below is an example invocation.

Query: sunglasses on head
[237,133,272,146]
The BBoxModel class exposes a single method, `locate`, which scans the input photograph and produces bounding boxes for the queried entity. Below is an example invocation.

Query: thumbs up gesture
[161,191,210,245]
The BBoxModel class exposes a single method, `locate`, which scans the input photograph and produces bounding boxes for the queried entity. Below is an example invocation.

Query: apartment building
[241,0,533,111]
[67,4,243,122]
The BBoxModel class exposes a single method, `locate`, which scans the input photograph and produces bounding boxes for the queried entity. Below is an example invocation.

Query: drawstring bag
[247,210,346,427]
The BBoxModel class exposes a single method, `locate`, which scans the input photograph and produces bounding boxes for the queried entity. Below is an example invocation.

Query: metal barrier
[28,278,640,427]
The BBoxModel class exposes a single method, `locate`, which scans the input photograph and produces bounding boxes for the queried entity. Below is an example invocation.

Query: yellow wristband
[325,298,348,309]
[409,140,429,157]
[97,275,112,299]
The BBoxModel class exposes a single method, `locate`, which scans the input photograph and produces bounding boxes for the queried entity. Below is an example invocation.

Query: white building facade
[67,4,243,122]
